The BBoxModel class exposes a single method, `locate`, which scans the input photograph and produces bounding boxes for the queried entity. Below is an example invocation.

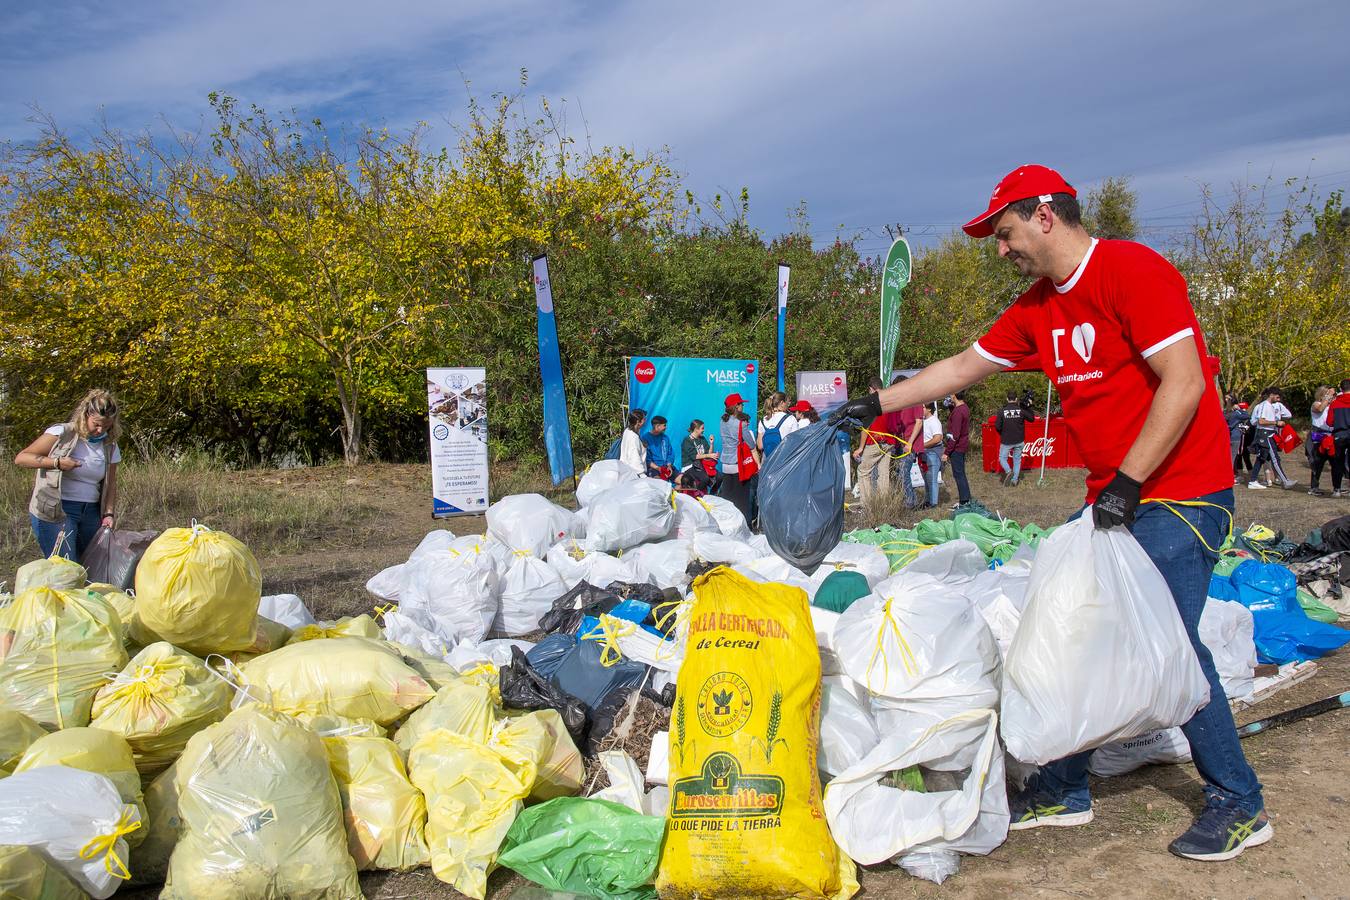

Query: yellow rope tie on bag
[1139,498,1234,555]
[865,597,918,693]
[50,626,65,730]
[78,809,142,881]
[857,427,913,461]
[652,598,692,662]
[580,614,638,668]
[372,603,397,622]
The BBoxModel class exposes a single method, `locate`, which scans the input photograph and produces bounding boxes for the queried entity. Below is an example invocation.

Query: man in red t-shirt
[833,165,1267,862]
[853,376,898,505]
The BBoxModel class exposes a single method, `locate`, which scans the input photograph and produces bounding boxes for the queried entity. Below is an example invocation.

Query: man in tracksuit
[995,391,1036,485]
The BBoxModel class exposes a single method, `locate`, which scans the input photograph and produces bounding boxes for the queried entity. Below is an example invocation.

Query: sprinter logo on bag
[671,752,784,821]
[697,672,753,737]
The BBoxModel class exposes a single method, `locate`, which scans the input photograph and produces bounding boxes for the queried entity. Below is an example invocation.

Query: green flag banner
[880,237,911,382]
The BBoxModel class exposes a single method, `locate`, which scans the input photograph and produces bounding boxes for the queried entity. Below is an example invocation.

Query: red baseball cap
[724,393,746,406]
[962,164,1076,238]
[789,400,813,412]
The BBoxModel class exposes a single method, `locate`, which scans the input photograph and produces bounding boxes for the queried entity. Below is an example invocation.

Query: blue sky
[3,0,1348,253]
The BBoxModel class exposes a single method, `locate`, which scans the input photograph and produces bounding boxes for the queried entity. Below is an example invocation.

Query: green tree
[1083,176,1138,240]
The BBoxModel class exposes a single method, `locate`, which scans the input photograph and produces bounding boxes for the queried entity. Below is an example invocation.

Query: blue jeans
[30,500,103,563]
[898,454,918,508]
[949,450,972,504]
[1037,488,1264,816]
[999,442,1023,483]
[922,447,943,506]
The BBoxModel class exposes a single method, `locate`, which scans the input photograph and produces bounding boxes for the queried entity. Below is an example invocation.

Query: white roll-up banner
[426,367,489,517]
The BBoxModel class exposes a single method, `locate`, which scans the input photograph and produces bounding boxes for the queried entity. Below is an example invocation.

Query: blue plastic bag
[1226,560,1350,664]
[757,421,847,573]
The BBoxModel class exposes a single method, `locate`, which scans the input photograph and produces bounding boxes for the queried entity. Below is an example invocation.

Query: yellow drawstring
[856,427,913,461]
[866,597,918,693]
[78,809,141,881]
[1139,498,1234,555]
[372,603,396,621]
[651,598,692,661]
[580,614,639,667]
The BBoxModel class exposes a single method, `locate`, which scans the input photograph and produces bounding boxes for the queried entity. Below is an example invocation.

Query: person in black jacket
[995,391,1037,486]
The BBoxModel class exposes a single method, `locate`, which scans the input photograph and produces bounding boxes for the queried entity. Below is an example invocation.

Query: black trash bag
[499,646,589,745]
[1323,515,1350,553]
[685,559,721,581]
[537,581,623,635]
[757,420,848,574]
[83,526,157,589]
[588,685,642,755]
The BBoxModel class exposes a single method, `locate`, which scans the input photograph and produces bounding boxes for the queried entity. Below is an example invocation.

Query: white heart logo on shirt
[1071,322,1096,363]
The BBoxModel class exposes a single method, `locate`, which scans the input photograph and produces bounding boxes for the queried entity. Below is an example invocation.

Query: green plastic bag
[812,570,871,613]
[498,797,663,900]
[1297,588,1341,624]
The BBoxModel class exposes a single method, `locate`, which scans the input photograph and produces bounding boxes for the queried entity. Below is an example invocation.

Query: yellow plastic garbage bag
[498,709,583,801]
[89,642,232,776]
[322,727,430,871]
[240,636,435,726]
[134,523,261,656]
[87,583,137,647]
[163,704,361,900]
[0,586,127,730]
[289,614,382,644]
[392,675,497,757]
[409,727,538,900]
[0,843,86,900]
[15,727,147,849]
[656,568,856,900]
[14,555,85,594]
[129,759,181,886]
[389,642,459,691]
[227,616,293,665]
[0,710,47,777]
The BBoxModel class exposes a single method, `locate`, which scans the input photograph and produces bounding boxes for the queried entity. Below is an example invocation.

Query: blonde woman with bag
[14,389,122,561]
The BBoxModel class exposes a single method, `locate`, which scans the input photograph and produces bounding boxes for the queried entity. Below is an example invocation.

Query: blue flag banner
[628,357,760,460]
[776,262,790,393]
[533,254,575,485]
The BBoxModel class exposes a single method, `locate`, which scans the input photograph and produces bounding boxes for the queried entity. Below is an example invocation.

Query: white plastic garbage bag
[731,555,813,596]
[1001,515,1210,765]
[823,708,1008,880]
[746,533,772,556]
[582,480,675,553]
[696,494,752,541]
[408,529,459,563]
[365,564,407,604]
[487,494,580,557]
[1088,727,1191,777]
[445,639,534,674]
[382,608,451,658]
[627,540,692,592]
[810,607,844,675]
[544,541,638,590]
[690,531,760,566]
[904,539,986,582]
[809,542,892,594]
[0,765,142,899]
[818,678,880,778]
[1199,598,1257,702]
[400,542,500,646]
[576,460,641,508]
[590,750,669,817]
[834,572,1000,717]
[257,594,318,630]
[670,491,719,540]
[966,560,1033,661]
[495,554,567,636]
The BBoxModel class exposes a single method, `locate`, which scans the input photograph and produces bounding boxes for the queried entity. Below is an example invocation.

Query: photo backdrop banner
[627,357,761,457]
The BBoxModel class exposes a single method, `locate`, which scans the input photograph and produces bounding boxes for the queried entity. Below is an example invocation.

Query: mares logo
[1023,437,1057,458]
[706,367,749,385]
[635,360,656,384]
[803,383,836,396]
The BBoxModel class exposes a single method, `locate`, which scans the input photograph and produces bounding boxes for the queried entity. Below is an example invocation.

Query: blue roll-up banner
[628,357,760,454]
[533,254,575,485]
[776,262,790,393]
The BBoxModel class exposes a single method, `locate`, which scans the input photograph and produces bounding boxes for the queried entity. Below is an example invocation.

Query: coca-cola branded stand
[980,416,1082,471]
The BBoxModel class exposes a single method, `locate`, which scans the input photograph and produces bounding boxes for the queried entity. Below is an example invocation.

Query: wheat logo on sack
[697,671,753,737]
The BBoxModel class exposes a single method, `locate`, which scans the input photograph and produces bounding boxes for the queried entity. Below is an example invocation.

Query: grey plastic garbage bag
[757,421,847,574]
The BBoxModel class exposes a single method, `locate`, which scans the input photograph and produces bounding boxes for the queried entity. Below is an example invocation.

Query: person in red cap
[833,164,1268,862]
[716,392,758,522]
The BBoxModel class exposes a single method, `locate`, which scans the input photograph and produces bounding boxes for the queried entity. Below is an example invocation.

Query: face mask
[87,433,107,444]
[942,399,954,409]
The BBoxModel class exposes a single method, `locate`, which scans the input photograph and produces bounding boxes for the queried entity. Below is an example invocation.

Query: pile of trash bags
[1,477,1344,899]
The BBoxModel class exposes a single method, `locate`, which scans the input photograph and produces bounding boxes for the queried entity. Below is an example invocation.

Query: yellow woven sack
[15,726,147,849]
[129,759,181,886]
[14,554,85,594]
[0,844,86,900]
[656,568,857,900]
[322,728,430,871]
[163,704,361,900]
[134,523,261,655]
[392,674,498,757]
[409,727,539,900]
[0,586,127,729]
[0,709,47,776]
[89,641,232,775]
[289,614,382,644]
[239,636,434,726]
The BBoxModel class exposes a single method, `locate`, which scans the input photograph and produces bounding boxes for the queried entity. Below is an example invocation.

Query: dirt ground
[143,455,1350,898]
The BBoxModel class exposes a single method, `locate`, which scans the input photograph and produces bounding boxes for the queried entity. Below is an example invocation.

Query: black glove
[829,392,882,426]
[1093,470,1142,529]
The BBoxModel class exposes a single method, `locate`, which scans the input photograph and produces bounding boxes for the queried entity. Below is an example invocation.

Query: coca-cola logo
[833,376,843,386]
[746,363,756,373]
[1023,437,1057,458]
[635,360,656,384]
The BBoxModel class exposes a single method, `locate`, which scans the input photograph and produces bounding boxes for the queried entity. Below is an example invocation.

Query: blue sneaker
[1168,800,1273,861]
[1008,786,1094,831]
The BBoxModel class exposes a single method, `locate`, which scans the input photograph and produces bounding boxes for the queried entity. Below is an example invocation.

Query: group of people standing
[1226,381,1350,498]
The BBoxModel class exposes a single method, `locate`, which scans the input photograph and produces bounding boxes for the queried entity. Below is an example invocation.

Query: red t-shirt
[973,239,1231,504]
[862,412,900,446]
[896,405,924,450]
